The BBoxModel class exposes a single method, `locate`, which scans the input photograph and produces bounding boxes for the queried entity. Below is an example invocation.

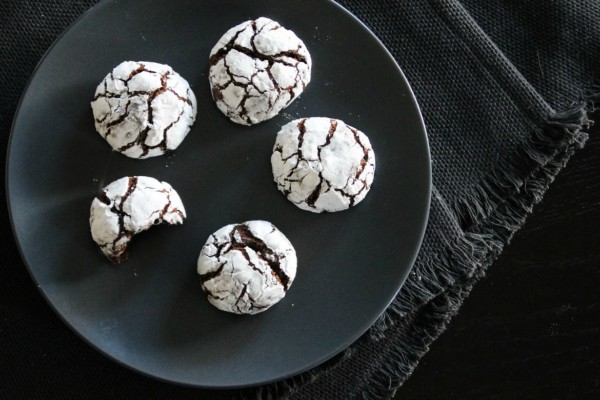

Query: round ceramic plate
[7,0,430,388]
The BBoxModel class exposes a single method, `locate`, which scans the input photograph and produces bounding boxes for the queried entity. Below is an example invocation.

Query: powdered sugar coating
[271,117,376,213]
[197,220,297,315]
[91,61,197,159]
[209,17,312,125]
[90,176,186,263]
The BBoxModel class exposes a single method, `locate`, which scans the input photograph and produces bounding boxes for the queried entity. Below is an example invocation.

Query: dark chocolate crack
[103,99,131,138]
[147,187,184,222]
[127,64,149,80]
[297,119,307,151]
[119,71,170,157]
[305,175,325,209]
[96,190,111,206]
[246,292,269,312]
[302,120,340,208]
[226,223,291,290]
[334,179,369,207]
[99,176,137,263]
[317,119,337,158]
[285,119,308,178]
[206,292,225,301]
[349,126,371,179]
[211,234,229,259]
[199,262,225,284]
[234,284,248,311]
[218,55,255,124]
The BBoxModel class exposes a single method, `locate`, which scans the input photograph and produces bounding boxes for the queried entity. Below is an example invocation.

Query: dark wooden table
[396,117,600,398]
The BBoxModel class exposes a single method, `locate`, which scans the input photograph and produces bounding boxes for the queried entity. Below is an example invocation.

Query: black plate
[6,0,430,388]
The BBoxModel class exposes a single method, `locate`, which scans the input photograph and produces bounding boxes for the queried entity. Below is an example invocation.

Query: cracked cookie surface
[271,117,376,213]
[91,61,197,159]
[209,17,312,125]
[90,176,186,263]
[197,220,297,315]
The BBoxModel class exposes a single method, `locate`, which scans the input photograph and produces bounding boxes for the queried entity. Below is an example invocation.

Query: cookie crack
[125,64,156,82]
[104,99,131,131]
[349,127,370,179]
[116,127,150,153]
[285,118,308,178]
[95,111,110,124]
[299,120,340,208]
[279,119,333,206]
[97,176,138,263]
[220,55,255,124]
[210,44,306,68]
[297,119,307,152]
[228,224,291,290]
[234,284,248,311]
[305,174,325,209]
[151,107,185,153]
[265,63,298,107]
[237,94,252,123]
[199,262,226,284]
[116,71,172,156]
[157,190,173,222]
[167,87,194,106]
[334,179,369,207]
[305,174,333,210]
[317,119,337,159]
[146,71,170,125]
[210,235,229,260]
[93,92,122,101]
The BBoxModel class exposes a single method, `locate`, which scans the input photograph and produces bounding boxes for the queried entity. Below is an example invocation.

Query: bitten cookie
[197,221,297,315]
[271,117,376,213]
[209,17,312,125]
[90,176,186,263]
[91,61,197,159]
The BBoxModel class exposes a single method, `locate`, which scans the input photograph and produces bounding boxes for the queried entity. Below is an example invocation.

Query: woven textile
[1,1,598,398]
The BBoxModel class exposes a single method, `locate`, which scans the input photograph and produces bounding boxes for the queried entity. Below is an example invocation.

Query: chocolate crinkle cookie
[209,17,312,125]
[91,61,197,159]
[197,221,297,315]
[90,176,186,263]
[271,117,376,213]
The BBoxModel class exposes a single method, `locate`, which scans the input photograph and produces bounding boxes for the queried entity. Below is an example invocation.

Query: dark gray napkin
[0,1,598,399]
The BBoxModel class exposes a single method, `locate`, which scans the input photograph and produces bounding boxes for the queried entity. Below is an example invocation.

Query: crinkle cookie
[197,220,297,315]
[271,117,376,213]
[91,61,197,159]
[90,176,186,263]
[209,17,312,125]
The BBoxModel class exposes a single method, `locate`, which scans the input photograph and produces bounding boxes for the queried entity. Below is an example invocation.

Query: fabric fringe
[239,347,353,400]
[584,81,600,112]
[452,104,588,232]
[370,99,591,338]
[364,286,474,400]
